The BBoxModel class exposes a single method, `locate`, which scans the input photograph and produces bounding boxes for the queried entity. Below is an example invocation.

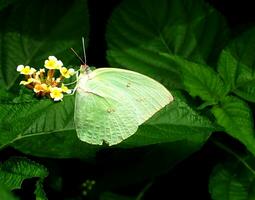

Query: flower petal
[17,65,24,72]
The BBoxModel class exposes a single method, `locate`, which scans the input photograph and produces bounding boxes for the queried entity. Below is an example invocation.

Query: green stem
[136,181,153,200]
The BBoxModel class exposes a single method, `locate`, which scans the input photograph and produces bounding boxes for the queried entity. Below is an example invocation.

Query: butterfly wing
[75,68,173,145]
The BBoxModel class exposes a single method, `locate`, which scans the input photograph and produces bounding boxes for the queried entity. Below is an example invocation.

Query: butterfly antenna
[82,37,87,65]
[70,48,85,64]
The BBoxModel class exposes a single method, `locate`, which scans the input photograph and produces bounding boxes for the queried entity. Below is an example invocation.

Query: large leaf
[12,130,100,159]
[209,156,255,200]
[0,92,213,158]
[0,96,100,159]
[106,0,229,89]
[0,157,48,200]
[0,0,88,89]
[218,27,255,102]
[0,96,75,149]
[211,96,255,156]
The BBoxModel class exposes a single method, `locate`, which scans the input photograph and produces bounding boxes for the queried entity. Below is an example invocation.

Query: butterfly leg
[65,71,79,86]
[65,71,79,96]
[70,85,78,95]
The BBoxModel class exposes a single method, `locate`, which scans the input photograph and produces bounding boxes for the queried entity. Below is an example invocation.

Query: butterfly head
[80,64,91,74]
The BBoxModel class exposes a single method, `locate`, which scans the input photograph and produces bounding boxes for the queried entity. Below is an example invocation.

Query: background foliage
[0,0,255,199]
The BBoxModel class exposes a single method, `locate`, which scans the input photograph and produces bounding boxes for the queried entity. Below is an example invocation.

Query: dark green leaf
[34,180,47,200]
[234,84,255,103]
[209,156,255,200]
[106,0,229,89]
[0,96,100,159]
[0,88,15,102]
[0,184,18,200]
[0,157,48,199]
[0,157,48,190]
[211,96,255,155]
[12,130,99,159]
[177,56,228,102]
[0,0,17,11]
[0,0,88,89]
[0,96,74,149]
[218,27,255,102]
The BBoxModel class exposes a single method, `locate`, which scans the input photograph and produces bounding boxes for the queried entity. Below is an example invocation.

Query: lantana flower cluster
[17,56,76,101]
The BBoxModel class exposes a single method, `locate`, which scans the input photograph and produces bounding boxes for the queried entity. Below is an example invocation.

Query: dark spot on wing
[107,108,115,113]
[136,98,146,102]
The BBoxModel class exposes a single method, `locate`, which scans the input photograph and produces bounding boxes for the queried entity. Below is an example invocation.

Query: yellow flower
[50,87,64,101]
[61,84,72,94]
[44,56,63,69]
[34,83,48,93]
[20,78,34,85]
[17,65,36,75]
[60,67,75,78]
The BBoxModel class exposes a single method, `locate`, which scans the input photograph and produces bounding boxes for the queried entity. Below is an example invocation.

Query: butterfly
[73,38,173,146]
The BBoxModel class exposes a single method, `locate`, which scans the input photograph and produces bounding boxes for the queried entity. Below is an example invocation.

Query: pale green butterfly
[72,38,174,146]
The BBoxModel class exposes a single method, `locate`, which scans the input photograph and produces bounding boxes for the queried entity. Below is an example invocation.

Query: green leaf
[0,0,89,89]
[12,130,100,159]
[211,96,255,156]
[0,0,17,11]
[0,96,75,149]
[35,180,47,200]
[0,157,48,200]
[176,56,228,102]
[106,0,229,89]
[234,84,255,103]
[218,27,255,102]
[0,96,100,159]
[0,184,18,200]
[0,88,15,102]
[209,156,255,200]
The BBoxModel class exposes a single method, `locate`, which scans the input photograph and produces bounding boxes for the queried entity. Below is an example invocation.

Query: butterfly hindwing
[75,90,138,145]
